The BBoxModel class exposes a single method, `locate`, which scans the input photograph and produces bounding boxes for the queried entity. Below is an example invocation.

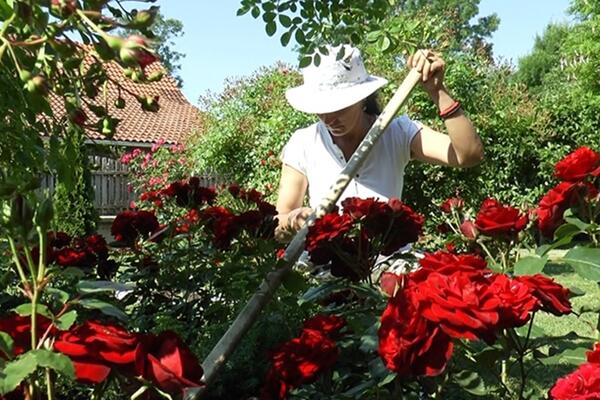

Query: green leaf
[379,35,392,52]
[295,29,306,45]
[55,310,77,331]
[515,323,546,339]
[46,288,69,304]
[0,351,37,395]
[78,298,127,321]
[279,14,292,27]
[313,53,321,66]
[453,370,487,396]
[250,6,260,18]
[563,247,600,281]
[281,270,307,293]
[514,255,548,275]
[298,55,312,69]
[553,223,580,242]
[76,280,135,294]
[541,347,588,365]
[236,6,251,16]
[280,31,292,46]
[265,21,276,37]
[298,281,342,305]
[564,215,591,231]
[13,303,53,319]
[0,332,14,359]
[32,350,75,379]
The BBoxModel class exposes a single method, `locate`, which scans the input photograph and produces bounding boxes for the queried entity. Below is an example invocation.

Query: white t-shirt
[281,115,422,209]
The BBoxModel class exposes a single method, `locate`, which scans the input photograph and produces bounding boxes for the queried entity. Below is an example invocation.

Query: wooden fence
[41,155,223,216]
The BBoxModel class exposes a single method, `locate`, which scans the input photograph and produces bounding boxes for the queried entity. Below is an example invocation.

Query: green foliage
[51,130,98,237]
[151,13,185,87]
[189,64,314,202]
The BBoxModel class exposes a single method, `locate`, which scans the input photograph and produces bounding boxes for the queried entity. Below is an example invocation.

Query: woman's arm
[407,50,484,168]
[275,164,311,240]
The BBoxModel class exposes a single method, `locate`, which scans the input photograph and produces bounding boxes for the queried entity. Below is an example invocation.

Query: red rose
[0,314,53,358]
[305,213,353,252]
[440,197,464,213]
[554,146,600,182]
[378,288,453,377]
[460,220,478,239]
[488,274,538,328]
[121,35,158,69]
[48,231,71,248]
[514,274,571,316]
[381,198,424,255]
[111,210,159,243]
[54,321,140,384]
[587,343,600,364]
[410,251,487,284]
[260,328,338,400]
[341,197,391,236]
[536,182,579,238]
[201,206,239,249]
[85,234,108,258]
[302,314,346,338]
[412,271,502,342]
[474,198,528,237]
[55,247,94,267]
[135,331,204,395]
[549,362,600,399]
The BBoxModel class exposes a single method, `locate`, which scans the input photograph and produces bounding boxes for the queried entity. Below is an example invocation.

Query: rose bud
[69,108,87,127]
[24,75,49,95]
[50,0,77,17]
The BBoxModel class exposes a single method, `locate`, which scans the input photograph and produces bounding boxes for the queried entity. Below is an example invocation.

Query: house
[46,52,203,217]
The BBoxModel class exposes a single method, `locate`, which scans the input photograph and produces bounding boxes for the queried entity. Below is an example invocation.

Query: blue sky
[153,0,572,104]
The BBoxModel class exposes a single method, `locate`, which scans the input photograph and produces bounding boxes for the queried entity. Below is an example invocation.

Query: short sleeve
[280,129,308,176]
[394,115,422,163]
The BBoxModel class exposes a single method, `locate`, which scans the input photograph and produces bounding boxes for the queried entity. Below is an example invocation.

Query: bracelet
[439,100,461,119]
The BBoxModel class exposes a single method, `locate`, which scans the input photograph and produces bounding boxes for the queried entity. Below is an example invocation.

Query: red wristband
[439,101,461,119]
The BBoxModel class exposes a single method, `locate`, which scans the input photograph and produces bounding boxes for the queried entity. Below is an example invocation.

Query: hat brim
[285,76,388,114]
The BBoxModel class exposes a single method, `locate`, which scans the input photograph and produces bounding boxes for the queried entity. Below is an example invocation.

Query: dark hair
[364,92,381,115]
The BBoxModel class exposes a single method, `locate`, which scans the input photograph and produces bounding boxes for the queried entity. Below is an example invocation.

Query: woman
[276,45,483,236]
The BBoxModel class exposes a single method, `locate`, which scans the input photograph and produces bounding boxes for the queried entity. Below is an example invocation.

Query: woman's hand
[285,207,313,231]
[407,49,446,96]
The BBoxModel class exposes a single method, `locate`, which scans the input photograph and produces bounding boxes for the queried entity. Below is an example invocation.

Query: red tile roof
[49,49,202,145]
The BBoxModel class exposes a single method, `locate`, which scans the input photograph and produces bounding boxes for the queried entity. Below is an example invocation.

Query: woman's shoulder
[287,121,321,144]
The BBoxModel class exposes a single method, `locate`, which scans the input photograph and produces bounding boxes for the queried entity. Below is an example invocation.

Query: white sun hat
[285,44,388,114]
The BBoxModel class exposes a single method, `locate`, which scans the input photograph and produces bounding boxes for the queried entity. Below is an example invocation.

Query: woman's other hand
[407,49,446,95]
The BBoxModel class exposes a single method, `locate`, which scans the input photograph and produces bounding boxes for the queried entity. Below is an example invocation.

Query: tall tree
[151,13,186,87]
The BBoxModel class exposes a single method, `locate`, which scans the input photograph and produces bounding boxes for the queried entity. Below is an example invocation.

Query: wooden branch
[188,68,423,399]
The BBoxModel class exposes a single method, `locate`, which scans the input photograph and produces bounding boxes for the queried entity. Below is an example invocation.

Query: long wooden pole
[187,68,422,399]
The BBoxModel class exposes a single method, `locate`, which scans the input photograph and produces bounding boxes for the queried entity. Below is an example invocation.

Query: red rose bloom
[474,198,528,237]
[305,213,353,252]
[554,146,600,182]
[135,331,204,395]
[440,197,464,213]
[54,321,140,384]
[549,362,600,400]
[111,210,159,243]
[514,274,572,316]
[0,314,53,358]
[341,197,392,236]
[417,251,487,277]
[488,274,538,328]
[412,271,502,342]
[378,288,453,377]
[201,206,239,249]
[536,181,579,238]
[55,247,94,267]
[261,328,339,400]
[302,314,346,338]
[460,220,478,239]
[587,343,600,364]
[381,198,424,255]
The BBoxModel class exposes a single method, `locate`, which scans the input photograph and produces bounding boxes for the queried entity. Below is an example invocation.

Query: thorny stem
[8,236,29,289]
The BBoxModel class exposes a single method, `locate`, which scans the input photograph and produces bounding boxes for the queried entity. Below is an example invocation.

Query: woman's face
[317,100,364,137]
